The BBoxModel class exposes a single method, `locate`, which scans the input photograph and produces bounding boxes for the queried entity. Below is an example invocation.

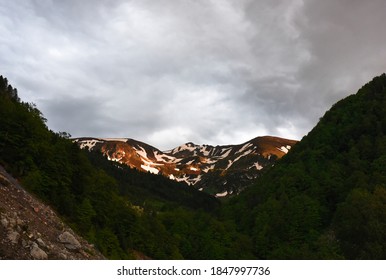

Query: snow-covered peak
[74,136,298,197]
[167,142,199,154]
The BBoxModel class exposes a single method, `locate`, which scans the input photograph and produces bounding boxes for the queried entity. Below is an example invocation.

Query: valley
[2,73,386,259]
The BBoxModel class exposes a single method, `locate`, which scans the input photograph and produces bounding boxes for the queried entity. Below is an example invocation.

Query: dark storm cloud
[296,1,386,108]
[1,0,386,150]
[232,0,386,141]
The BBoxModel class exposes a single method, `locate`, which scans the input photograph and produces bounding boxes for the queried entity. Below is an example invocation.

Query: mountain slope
[74,136,297,196]
[224,73,386,259]
[0,166,105,259]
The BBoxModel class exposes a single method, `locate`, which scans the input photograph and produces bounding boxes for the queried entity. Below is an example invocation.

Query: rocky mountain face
[74,136,297,196]
[0,166,105,260]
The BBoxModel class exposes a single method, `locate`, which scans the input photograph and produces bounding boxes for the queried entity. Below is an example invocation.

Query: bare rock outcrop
[58,231,81,251]
[0,166,105,260]
[30,242,48,260]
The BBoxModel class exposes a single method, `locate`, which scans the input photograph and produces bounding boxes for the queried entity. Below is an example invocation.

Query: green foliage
[160,208,253,259]
[76,198,96,233]
[224,73,386,259]
[333,187,386,259]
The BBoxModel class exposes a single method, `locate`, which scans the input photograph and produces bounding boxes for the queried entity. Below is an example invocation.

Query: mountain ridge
[73,135,297,196]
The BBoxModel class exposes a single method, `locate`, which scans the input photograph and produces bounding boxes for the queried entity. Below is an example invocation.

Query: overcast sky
[1,0,386,150]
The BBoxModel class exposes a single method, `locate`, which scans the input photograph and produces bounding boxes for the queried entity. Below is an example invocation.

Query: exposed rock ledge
[0,166,105,260]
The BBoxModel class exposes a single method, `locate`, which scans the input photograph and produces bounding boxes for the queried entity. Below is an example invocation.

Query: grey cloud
[1,0,386,150]
[40,96,114,137]
[294,0,386,117]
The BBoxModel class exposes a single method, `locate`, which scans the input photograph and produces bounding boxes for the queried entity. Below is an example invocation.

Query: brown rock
[58,231,81,251]
[7,230,19,244]
[1,217,8,228]
[36,238,46,248]
[30,243,48,260]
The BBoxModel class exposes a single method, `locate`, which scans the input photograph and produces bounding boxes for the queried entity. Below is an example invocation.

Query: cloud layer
[1,0,386,149]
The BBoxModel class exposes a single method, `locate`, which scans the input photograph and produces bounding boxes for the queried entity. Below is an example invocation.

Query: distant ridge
[74,136,297,196]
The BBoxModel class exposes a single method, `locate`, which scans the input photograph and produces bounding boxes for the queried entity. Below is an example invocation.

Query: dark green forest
[223,73,386,259]
[1,73,386,259]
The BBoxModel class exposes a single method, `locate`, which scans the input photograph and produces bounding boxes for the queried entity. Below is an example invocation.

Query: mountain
[73,136,297,196]
[4,72,386,260]
[0,74,252,260]
[224,73,386,259]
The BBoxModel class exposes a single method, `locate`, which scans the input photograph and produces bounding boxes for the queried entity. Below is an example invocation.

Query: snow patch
[107,155,122,162]
[253,162,263,170]
[199,145,211,156]
[225,160,233,170]
[202,165,215,173]
[170,157,183,163]
[215,191,228,198]
[101,138,128,142]
[189,175,202,185]
[204,158,218,164]
[277,146,289,154]
[107,151,126,162]
[141,165,159,174]
[135,146,148,159]
[78,139,102,150]
[237,143,253,154]
[218,148,232,159]
[185,160,195,165]
[174,174,202,185]
[225,150,252,170]
[141,157,164,166]
[175,175,191,185]
[179,144,196,152]
[154,151,178,163]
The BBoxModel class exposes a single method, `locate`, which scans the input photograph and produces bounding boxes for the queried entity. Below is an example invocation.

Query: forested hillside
[0,75,252,259]
[3,73,386,260]
[224,74,386,259]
